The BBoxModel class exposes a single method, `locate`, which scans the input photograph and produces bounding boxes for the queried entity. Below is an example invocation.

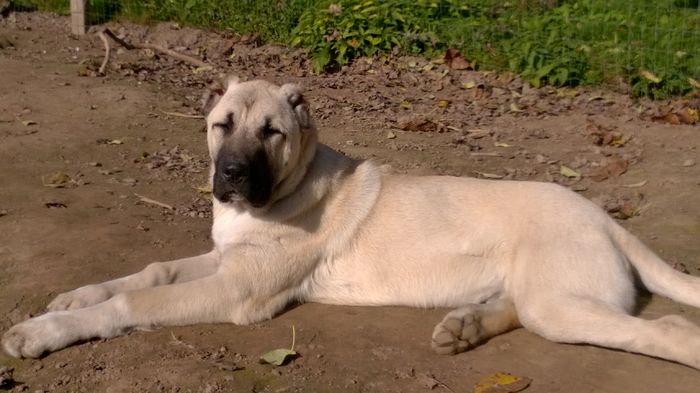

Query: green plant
[291,0,470,72]
[8,0,700,99]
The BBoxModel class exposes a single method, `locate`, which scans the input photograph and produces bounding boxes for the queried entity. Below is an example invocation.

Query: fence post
[70,0,88,35]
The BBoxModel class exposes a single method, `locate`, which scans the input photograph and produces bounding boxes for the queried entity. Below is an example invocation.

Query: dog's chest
[211,210,257,249]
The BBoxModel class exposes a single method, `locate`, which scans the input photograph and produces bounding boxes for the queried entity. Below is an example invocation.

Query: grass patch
[8,0,700,99]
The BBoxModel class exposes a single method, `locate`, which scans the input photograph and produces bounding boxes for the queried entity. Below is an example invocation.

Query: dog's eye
[261,124,282,139]
[212,113,234,134]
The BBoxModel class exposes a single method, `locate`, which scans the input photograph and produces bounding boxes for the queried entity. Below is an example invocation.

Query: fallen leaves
[651,105,699,125]
[586,121,627,147]
[474,372,531,393]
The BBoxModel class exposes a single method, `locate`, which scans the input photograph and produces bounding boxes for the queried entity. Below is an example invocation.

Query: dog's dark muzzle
[213,150,273,208]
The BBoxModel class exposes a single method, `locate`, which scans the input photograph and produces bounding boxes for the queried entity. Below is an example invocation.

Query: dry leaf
[462,80,476,89]
[640,70,662,83]
[438,99,450,108]
[44,201,67,209]
[43,171,72,188]
[417,373,439,390]
[474,372,531,393]
[587,121,625,146]
[397,115,437,132]
[560,165,581,178]
[677,107,699,124]
[21,120,37,126]
[652,112,681,125]
[444,48,472,70]
[509,103,524,113]
[689,77,700,89]
[195,185,212,194]
[494,142,512,148]
[399,100,412,110]
[590,157,629,182]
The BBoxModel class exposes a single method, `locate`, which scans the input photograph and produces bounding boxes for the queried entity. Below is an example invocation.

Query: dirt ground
[1,11,700,393]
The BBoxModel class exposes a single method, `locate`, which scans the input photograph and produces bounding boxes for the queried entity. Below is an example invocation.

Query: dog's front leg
[3,263,293,358]
[47,251,220,311]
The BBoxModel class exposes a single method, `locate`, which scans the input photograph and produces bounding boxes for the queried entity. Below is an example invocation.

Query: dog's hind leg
[431,298,521,355]
[517,296,700,369]
[47,251,220,311]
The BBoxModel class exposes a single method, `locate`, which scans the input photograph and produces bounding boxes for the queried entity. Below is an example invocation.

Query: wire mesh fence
[6,0,700,98]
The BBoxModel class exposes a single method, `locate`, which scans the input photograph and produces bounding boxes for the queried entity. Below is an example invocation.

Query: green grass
[9,0,700,99]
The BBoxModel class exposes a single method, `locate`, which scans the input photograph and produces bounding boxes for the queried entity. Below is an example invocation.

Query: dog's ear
[201,75,241,116]
[280,83,311,129]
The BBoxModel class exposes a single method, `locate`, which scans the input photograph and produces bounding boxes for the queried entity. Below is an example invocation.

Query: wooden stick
[134,193,174,210]
[101,28,212,69]
[159,109,205,119]
[97,30,110,75]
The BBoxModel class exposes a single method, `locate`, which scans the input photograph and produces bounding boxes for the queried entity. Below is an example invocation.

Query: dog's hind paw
[431,307,484,355]
[47,285,112,311]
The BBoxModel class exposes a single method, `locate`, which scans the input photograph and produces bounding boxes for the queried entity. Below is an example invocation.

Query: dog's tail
[613,223,700,307]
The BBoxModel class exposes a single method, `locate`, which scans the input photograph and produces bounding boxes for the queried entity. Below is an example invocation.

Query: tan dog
[4,78,700,369]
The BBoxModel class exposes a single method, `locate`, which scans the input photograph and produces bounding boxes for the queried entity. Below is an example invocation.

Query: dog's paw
[47,285,111,311]
[2,313,78,358]
[431,309,484,355]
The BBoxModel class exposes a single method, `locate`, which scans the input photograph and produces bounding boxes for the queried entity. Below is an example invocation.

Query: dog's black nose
[221,160,248,183]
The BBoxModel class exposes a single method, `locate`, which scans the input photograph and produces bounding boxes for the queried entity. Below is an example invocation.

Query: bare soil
[1,12,700,393]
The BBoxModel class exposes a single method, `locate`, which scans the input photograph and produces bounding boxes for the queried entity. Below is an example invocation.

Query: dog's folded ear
[280,83,312,129]
[201,75,241,116]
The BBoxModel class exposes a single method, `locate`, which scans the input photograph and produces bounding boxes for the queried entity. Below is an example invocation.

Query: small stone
[386,131,396,139]
[682,159,696,167]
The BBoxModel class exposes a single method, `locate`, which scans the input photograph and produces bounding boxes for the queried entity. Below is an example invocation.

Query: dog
[3,77,700,370]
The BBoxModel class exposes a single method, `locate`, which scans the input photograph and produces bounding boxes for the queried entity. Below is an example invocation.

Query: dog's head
[202,77,317,209]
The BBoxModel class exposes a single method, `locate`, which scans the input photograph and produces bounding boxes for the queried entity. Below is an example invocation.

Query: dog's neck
[257,144,358,221]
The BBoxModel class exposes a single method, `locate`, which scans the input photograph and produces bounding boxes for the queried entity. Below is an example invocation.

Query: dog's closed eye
[212,112,234,134]
[260,121,283,140]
